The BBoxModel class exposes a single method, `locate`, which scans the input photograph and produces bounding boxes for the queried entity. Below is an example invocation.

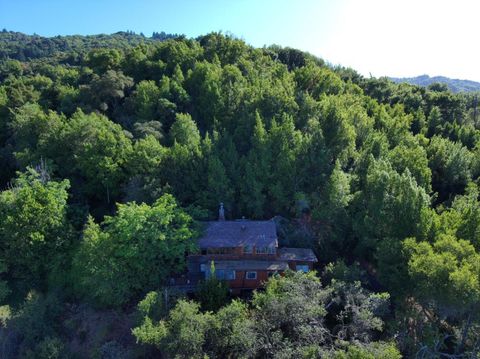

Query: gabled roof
[278,247,318,262]
[198,220,278,248]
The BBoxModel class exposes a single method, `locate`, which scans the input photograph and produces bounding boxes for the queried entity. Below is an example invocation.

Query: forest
[0,30,479,358]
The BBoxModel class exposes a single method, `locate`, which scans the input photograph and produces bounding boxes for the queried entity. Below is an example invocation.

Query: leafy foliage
[196,261,230,311]
[133,271,396,358]
[0,169,71,293]
[73,194,197,307]
[1,29,480,357]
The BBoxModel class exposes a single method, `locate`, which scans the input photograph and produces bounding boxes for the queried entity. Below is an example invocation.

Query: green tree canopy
[0,168,71,292]
[73,194,197,307]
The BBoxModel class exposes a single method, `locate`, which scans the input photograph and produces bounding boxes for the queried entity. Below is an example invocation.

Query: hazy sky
[1,0,479,81]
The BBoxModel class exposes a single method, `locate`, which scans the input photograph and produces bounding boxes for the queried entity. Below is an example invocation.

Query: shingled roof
[198,220,278,248]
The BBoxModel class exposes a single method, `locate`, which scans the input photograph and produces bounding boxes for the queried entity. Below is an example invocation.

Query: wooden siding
[220,269,272,290]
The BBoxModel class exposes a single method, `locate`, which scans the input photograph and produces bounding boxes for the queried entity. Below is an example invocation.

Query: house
[187,203,318,293]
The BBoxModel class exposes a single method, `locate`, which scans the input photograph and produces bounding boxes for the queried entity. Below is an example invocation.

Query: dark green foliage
[133,271,397,358]
[72,194,197,307]
[1,30,480,357]
[352,158,432,259]
[4,292,67,359]
[133,299,212,359]
[196,262,229,311]
[0,169,71,293]
[427,135,473,201]
[0,30,177,61]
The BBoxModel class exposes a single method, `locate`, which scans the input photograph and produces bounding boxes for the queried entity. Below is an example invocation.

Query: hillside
[390,74,480,93]
[0,29,180,61]
[0,31,479,358]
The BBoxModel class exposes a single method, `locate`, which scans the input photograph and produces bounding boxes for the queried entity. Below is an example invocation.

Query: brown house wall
[188,247,316,292]
[228,270,271,290]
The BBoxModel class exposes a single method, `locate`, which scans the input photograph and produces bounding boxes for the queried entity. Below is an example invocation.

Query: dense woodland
[0,30,480,358]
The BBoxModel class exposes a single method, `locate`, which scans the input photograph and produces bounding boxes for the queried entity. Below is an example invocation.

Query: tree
[370,159,431,241]
[196,261,229,312]
[126,135,165,176]
[427,106,443,136]
[133,120,164,140]
[265,114,302,215]
[252,271,392,358]
[133,271,395,359]
[86,48,122,73]
[199,32,248,66]
[133,292,254,358]
[11,107,133,207]
[294,61,344,97]
[446,183,480,250]
[297,118,331,194]
[73,194,197,307]
[123,135,166,203]
[405,235,480,309]
[169,112,201,147]
[0,260,11,304]
[318,95,356,163]
[58,110,133,205]
[5,292,66,359]
[427,136,473,202]
[133,299,214,359]
[240,113,270,218]
[312,161,353,263]
[0,169,71,292]
[9,103,65,168]
[199,140,234,216]
[403,235,480,355]
[85,70,133,112]
[209,300,257,358]
[353,159,432,260]
[388,143,432,192]
[127,80,165,129]
[185,61,222,131]
[332,342,401,359]
[151,38,202,75]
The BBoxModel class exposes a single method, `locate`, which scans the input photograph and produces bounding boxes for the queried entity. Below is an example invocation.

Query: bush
[196,262,229,312]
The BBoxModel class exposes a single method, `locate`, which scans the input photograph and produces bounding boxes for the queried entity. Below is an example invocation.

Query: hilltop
[390,74,480,93]
[0,29,180,61]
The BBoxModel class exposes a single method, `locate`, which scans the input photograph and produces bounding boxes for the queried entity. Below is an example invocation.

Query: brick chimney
[218,202,225,221]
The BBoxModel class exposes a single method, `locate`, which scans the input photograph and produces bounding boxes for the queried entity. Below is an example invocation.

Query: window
[255,247,268,254]
[296,264,309,273]
[205,268,235,280]
[216,269,225,279]
[256,246,275,254]
[246,271,257,280]
[225,270,236,280]
[207,247,235,255]
[200,264,207,272]
[244,245,252,254]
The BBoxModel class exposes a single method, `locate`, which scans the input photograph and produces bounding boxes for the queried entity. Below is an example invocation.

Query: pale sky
[319,0,480,82]
[1,0,479,81]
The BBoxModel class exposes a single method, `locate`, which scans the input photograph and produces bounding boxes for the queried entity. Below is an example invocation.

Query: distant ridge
[389,74,480,93]
[0,30,182,61]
